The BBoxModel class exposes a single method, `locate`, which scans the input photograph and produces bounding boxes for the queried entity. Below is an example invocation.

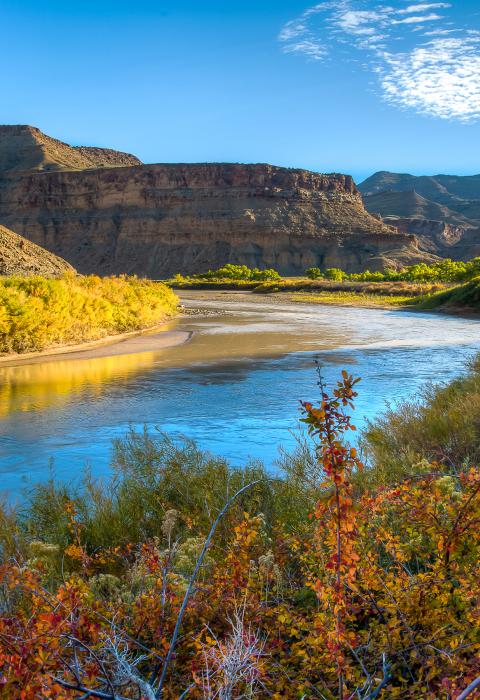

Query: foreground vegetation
[0,274,178,354]
[1,364,480,698]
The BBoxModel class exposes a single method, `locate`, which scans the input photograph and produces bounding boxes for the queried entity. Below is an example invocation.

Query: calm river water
[1,291,479,496]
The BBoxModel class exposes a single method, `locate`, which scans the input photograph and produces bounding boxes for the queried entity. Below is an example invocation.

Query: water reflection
[0,352,159,416]
[1,291,480,496]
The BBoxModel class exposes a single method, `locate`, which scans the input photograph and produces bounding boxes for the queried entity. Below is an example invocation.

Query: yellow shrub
[0,273,178,354]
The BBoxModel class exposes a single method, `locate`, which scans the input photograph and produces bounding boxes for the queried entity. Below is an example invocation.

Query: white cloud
[422,28,457,35]
[336,10,383,33]
[399,3,451,13]
[381,37,480,121]
[392,13,443,24]
[279,21,308,41]
[278,1,480,122]
[283,39,326,60]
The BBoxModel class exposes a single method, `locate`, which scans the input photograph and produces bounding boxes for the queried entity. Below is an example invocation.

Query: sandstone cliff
[0,126,426,276]
[0,224,75,276]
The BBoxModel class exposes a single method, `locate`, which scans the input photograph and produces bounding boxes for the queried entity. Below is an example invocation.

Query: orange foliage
[0,372,479,698]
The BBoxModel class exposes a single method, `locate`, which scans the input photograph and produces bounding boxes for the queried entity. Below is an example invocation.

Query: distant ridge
[362,190,472,228]
[359,171,480,226]
[0,224,75,276]
[358,170,480,260]
[0,125,142,173]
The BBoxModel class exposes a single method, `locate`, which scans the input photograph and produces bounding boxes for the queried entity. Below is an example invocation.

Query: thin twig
[154,478,276,697]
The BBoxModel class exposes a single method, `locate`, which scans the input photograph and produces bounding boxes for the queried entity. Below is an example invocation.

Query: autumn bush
[1,372,480,698]
[0,273,178,354]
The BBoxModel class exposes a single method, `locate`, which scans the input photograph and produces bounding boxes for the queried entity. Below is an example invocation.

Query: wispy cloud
[278,1,480,122]
[381,36,480,120]
[399,3,451,13]
[392,13,443,24]
[283,39,326,60]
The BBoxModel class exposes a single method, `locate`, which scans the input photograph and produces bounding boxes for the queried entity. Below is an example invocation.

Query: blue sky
[2,0,480,182]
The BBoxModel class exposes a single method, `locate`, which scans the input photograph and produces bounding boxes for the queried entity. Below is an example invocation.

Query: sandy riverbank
[179,288,408,310]
[179,289,479,317]
[0,326,193,367]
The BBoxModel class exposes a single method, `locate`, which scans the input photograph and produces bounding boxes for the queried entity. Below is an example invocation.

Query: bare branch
[155,479,274,697]
[457,677,480,700]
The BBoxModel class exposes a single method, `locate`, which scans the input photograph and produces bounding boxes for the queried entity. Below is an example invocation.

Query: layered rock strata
[0,126,427,276]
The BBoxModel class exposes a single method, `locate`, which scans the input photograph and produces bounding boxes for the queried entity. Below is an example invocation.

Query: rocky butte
[0,125,429,276]
[0,223,74,276]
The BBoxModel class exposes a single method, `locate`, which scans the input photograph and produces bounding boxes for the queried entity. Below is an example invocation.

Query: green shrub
[301,258,480,285]
[361,355,480,488]
[21,430,312,563]
[190,264,281,282]
[251,268,281,281]
[305,267,323,280]
[324,267,346,281]
[416,275,480,311]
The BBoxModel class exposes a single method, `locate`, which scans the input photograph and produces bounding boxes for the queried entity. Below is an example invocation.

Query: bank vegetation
[0,274,178,354]
[170,261,480,312]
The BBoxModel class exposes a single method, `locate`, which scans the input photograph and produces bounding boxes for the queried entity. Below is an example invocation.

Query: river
[1,291,479,496]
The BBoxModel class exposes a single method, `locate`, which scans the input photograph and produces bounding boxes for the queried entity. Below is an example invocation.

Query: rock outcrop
[390,218,480,260]
[0,126,427,276]
[0,125,141,173]
[362,190,472,228]
[0,224,75,276]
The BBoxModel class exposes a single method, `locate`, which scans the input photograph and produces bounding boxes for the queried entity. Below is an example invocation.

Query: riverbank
[175,287,428,312]
[0,274,179,356]
[170,277,445,298]
[174,280,480,315]
[170,278,448,311]
[0,325,192,367]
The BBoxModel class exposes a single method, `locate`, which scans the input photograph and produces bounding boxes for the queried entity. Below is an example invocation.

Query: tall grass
[0,273,178,354]
[14,429,312,572]
[362,355,480,486]
[416,275,480,311]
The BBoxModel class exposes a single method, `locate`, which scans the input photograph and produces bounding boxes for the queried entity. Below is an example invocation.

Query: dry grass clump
[291,291,414,307]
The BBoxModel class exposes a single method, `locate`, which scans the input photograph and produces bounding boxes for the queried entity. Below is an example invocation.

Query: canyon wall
[0,160,426,277]
[0,224,74,276]
[0,126,431,276]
